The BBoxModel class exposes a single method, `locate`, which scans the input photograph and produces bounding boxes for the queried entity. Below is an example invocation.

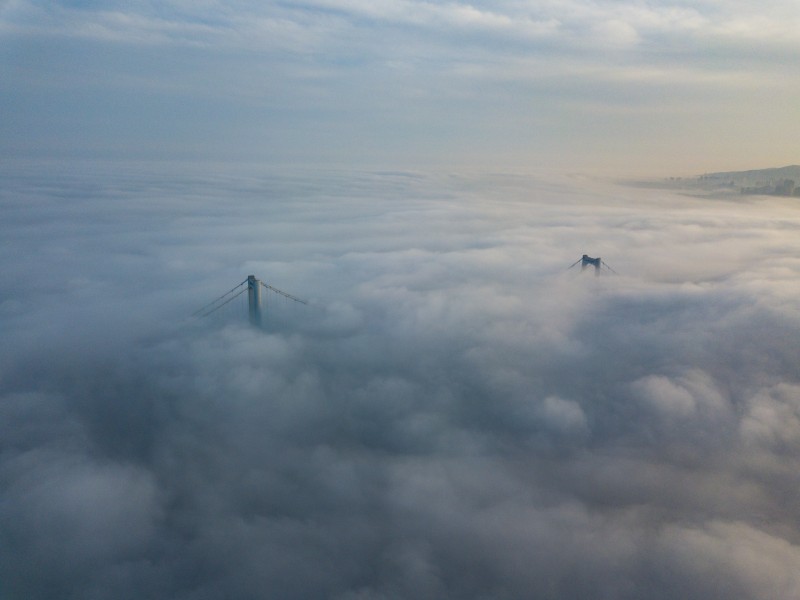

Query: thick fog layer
[3,163,800,599]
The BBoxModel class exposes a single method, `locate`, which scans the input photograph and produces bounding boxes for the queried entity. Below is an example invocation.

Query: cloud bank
[2,162,800,598]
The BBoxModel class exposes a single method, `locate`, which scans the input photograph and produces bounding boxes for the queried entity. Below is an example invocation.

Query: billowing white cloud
[3,163,800,598]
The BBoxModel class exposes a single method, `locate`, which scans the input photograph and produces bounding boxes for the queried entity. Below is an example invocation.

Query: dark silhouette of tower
[247,274,263,326]
[581,255,601,275]
[568,255,615,276]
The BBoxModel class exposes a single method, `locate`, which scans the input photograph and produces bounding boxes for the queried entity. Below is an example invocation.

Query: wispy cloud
[2,0,799,170]
[5,0,799,55]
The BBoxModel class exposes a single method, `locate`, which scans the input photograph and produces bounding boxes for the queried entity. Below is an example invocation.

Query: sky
[1,0,799,174]
[3,163,800,598]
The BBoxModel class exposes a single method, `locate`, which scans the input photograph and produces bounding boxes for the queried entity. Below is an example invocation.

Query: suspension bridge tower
[247,274,263,326]
[567,254,617,276]
[193,275,307,326]
[581,254,601,275]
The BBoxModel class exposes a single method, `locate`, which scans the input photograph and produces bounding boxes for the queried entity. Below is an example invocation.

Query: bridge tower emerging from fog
[193,275,307,325]
[580,254,601,275]
[247,274,263,326]
[567,255,616,276]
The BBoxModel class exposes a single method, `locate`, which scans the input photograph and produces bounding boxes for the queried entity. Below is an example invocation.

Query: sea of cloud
[2,161,800,599]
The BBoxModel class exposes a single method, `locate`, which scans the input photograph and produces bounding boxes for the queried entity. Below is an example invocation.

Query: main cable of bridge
[601,260,618,274]
[191,278,248,318]
[196,286,248,318]
[566,255,618,274]
[260,281,307,305]
[567,257,583,270]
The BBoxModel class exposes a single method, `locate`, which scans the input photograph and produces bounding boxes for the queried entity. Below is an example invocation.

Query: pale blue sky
[1,0,798,174]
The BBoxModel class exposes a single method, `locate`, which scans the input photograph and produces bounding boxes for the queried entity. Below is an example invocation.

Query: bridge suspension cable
[601,261,617,274]
[260,281,307,305]
[192,276,307,322]
[191,278,248,317]
[567,255,618,275]
[567,257,583,270]
[195,286,248,318]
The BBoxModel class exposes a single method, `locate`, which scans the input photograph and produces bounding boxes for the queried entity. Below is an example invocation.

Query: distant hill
[699,166,800,195]
[626,166,800,197]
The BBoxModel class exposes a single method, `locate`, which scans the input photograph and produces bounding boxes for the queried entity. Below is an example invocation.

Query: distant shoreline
[622,165,800,198]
